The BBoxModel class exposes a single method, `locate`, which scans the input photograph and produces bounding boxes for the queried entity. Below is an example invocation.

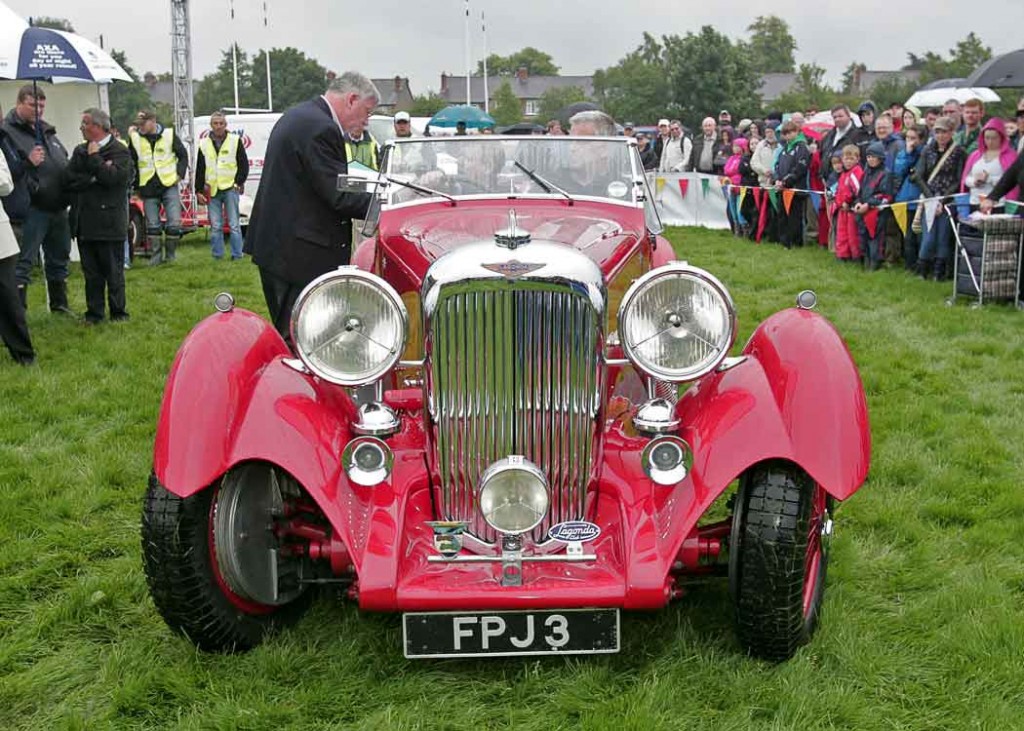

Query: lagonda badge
[481,261,545,278]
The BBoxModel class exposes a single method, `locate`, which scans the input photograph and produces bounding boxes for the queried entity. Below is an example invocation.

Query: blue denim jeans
[207,189,243,259]
[918,209,953,261]
[14,207,71,285]
[142,186,182,236]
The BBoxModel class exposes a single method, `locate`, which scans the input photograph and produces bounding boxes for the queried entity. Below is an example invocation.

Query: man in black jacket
[65,109,133,324]
[819,105,870,185]
[244,72,378,345]
[0,85,74,314]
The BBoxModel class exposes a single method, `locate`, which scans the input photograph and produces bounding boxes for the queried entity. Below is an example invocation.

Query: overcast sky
[6,0,1024,101]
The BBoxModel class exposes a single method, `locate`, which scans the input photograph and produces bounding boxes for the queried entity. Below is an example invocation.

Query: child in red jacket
[834,145,864,261]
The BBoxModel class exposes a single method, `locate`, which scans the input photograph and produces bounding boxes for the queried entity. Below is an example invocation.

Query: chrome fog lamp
[642,436,692,486]
[478,457,549,535]
[618,263,736,382]
[342,436,393,486]
[291,267,407,386]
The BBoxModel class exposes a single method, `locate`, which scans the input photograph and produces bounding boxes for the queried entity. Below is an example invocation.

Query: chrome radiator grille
[426,284,604,544]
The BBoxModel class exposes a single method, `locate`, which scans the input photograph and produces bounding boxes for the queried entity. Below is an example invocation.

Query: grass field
[2,228,1023,730]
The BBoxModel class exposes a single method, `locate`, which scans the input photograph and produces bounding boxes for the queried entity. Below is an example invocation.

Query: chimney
[440,72,448,94]
[516,66,528,82]
[394,75,402,92]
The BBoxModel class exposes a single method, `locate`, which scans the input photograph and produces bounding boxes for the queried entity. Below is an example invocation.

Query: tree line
[28,15,1014,131]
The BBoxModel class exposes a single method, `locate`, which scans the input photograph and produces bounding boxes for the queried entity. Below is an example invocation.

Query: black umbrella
[965,48,1024,88]
[499,122,545,135]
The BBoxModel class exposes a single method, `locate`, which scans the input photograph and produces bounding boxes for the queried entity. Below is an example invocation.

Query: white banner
[648,172,731,230]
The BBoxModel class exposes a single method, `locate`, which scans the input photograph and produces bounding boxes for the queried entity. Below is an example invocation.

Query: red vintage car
[142,136,870,661]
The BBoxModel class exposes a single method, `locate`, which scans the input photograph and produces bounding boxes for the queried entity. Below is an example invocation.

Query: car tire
[141,469,313,652]
[730,461,831,662]
[128,207,146,261]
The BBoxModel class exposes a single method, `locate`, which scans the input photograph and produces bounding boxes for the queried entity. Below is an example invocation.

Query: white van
[193,113,401,223]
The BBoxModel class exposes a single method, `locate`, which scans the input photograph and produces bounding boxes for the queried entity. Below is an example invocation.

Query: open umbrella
[905,83,1000,108]
[965,49,1024,89]
[428,105,495,129]
[0,12,132,139]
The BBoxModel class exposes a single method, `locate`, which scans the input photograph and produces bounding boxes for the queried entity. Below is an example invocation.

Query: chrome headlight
[291,267,408,386]
[618,263,735,382]
[478,457,549,535]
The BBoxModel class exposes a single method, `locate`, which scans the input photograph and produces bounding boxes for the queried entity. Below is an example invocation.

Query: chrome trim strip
[427,554,597,563]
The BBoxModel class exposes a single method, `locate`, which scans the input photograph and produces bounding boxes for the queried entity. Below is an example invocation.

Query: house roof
[370,77,414,108]
[440,74,594,104]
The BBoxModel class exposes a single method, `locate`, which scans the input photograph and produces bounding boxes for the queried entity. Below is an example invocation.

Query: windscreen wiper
[384,175,457,204]
[513,160,574,204]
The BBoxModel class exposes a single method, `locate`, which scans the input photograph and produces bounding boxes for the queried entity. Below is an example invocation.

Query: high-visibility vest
[130,127,179,187]
[345,135,378,170]
[200,133,240,196]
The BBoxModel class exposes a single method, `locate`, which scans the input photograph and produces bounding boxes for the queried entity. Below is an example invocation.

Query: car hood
[377,200,645,282]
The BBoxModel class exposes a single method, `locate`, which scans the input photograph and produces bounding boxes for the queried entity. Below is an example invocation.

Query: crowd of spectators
[618,97,1024,281]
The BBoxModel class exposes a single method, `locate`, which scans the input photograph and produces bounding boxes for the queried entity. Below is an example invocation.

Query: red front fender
[153,309,358,500]
[677,308,871,501]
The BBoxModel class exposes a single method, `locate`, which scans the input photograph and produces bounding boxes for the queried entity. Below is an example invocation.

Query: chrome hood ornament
[494,209,531,249]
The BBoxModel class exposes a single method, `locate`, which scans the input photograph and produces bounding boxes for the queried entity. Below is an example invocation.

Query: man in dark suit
[244,72,379,344]
[64,108,133,324]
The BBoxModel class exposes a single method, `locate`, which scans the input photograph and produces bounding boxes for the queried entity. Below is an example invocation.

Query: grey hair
[210,110,228,121]
[568,110,616,136]
[83,107,111,131]
[326,71,380,102]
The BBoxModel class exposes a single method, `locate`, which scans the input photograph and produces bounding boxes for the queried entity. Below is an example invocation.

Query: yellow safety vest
[130,127,179,187]
[345,135,378,171]
[200,133,240,196]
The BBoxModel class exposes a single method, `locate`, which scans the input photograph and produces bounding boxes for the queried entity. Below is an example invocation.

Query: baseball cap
[658,118,669,126]
[394,111,411,122]
[932,117,954,131]
[623,121,634,129]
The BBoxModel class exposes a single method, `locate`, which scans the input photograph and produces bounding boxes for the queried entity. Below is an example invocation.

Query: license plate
[402,609,620,659]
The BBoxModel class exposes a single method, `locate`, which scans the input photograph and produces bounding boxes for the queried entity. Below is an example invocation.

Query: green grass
[2,229,1024,730]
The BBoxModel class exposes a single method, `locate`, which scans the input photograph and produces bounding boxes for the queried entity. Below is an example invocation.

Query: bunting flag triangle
[782,189,795,215]
[809,191,822,214]
[701,177,711,198]
[752,187,763,210]
[954,192,971,219]
[768,189,780,212]
[863,208,880,238]
[891,202,909,235]
[924,199,940,232]
[655,176,666,198]
[738,186,748,210]
[1007,200,1020,215]
[678,179,689,199]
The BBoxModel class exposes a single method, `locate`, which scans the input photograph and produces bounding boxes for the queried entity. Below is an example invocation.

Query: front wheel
[141,465,313,652]
[729,461,832,661]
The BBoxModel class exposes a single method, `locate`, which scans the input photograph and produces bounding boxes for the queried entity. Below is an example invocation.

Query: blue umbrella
[2,23,132,141]
[428,105,496,129]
